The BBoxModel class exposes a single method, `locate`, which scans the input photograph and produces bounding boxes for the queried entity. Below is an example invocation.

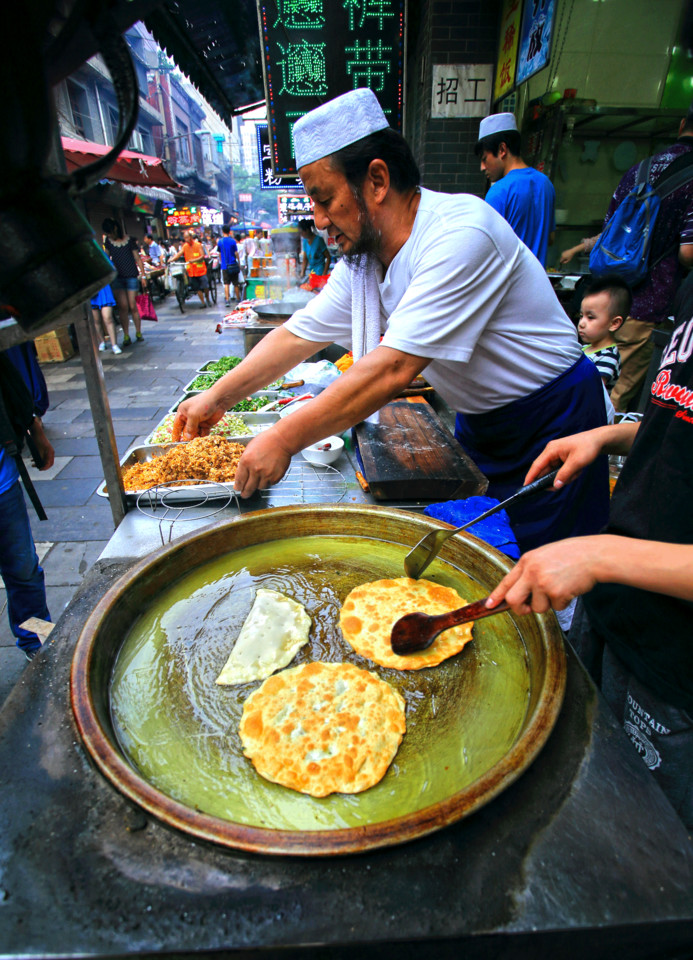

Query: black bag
[0,355,47,519]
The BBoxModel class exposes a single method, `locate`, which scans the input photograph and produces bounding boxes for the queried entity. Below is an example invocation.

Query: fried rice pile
[122,436,245,491]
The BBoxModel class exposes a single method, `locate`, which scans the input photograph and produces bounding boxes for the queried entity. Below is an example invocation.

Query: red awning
[61,137,180,189]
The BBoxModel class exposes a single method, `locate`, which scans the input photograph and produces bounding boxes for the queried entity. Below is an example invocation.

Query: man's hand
[171,391,226,441]
[232,430,294,498]
[485,536,607,615]
[29,419,54,471]
[525,430,609,488]
[559,245,580,266]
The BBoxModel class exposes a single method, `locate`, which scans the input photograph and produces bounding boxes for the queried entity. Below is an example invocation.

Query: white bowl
[301,435,344,465]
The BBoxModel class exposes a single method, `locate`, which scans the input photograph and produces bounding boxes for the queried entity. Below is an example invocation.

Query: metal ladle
[403,469,560,579]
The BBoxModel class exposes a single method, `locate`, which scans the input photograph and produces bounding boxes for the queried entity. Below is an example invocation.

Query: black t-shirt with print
[584,273,693,712]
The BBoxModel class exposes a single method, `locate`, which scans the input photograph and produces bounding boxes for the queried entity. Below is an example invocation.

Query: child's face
[578,291,620,343]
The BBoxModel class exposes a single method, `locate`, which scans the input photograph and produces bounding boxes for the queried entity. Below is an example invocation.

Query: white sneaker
[98,341,107,352]
[112,344,123,355]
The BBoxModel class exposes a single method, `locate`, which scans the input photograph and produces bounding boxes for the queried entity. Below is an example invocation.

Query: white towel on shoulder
[350,254,382,360]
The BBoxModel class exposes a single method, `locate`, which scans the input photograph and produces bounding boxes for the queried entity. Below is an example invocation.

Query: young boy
[578,274,631,391]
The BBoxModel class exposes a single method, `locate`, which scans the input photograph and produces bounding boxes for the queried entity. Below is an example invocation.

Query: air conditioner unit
[129,130,145,153]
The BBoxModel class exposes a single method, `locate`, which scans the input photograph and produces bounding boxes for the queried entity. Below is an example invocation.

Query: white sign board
[431,64,493,119]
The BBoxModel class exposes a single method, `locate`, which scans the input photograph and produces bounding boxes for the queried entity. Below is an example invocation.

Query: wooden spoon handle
[434,597,509,630]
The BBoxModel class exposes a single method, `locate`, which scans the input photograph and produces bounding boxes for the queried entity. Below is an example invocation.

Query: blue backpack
[589,153,693,287]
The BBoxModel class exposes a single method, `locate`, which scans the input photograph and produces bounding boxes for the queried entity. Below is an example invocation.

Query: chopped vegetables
[200,356,243,375]
[188,374,218,391]
[147,412,252,444]
[231,397,270,412]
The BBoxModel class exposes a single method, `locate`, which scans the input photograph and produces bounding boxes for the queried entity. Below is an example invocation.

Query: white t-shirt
[285,188,581,414]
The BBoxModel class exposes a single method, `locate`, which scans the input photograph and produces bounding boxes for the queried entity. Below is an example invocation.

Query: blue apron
[455,354,610,553]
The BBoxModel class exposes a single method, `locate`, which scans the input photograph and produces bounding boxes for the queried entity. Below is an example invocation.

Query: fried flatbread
[239,661,406,797]
[340,577,473,670]
[216,589,311,686]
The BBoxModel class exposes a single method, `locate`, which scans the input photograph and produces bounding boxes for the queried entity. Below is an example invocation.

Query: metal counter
[0,448,692,959]
[98,446,431,560]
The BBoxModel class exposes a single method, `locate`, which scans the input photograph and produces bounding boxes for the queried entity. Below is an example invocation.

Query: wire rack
[135,464,347,544]
[136,481,237,545]
[259,462,347,505]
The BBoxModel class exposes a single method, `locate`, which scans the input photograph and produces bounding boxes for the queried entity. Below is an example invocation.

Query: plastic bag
[135,293,157,322]
[285,360,341,387]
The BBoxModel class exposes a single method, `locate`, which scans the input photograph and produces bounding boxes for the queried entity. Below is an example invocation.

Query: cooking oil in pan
[110,535,530,832]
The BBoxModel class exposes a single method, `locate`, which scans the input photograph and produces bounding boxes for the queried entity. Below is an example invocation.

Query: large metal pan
[70,505,565,857]
[253,303,299,321]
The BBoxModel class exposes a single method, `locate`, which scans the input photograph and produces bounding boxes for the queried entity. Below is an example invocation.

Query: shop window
[177,122,191,164]
[66,79,92,140]
[107,105,119,146]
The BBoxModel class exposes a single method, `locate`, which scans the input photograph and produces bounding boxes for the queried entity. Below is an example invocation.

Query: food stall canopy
[61,137,180,188]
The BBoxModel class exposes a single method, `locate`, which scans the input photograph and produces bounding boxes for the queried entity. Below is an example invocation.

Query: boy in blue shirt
[476,112,555,267]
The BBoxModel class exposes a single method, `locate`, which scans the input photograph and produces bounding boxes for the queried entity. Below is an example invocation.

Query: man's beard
[342,188,382,263]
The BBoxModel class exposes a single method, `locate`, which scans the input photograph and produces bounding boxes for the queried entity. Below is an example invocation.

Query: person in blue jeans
[0,420,54,660]
[0,346,55,659]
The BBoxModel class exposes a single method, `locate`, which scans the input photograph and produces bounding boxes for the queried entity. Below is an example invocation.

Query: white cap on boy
[477,112,518,143]
[293,88,390,169]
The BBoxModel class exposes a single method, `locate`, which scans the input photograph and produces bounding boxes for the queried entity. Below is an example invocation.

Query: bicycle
[166,260,218,313]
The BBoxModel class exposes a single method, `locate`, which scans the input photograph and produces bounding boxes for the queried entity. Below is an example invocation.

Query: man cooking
[172,89,608,553]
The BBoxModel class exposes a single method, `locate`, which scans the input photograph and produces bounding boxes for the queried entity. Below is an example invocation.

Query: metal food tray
[185,372,294,394]
[183,373,221,393]
[145,411,280,445]
[167,391,284,415]
[196,358,243,374]
[96,440,252,503]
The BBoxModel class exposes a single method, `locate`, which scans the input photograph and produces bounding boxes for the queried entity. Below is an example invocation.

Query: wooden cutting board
[354,400,488,501]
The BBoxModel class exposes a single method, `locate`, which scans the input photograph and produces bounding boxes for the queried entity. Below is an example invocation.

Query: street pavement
[0,294,245,707]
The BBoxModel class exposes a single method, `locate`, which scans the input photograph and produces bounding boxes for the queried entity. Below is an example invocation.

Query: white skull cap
[293,88,390,169]
[477,112,518,143]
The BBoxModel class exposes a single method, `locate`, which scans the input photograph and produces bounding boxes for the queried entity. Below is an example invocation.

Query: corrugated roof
[45,0,264,121]
[145,0,265,121]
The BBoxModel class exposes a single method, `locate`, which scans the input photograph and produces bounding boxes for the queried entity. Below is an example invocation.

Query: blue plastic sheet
[423,496,520,560]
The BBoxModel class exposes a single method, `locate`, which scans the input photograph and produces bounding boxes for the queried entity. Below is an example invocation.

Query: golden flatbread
[239,661,406,797]
[340,577,473,670]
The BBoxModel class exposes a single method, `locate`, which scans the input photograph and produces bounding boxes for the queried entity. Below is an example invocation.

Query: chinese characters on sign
[257,124,291,190]
[277,193,314,223]
[517,0,556,85]
[165,206,202,227]
[164,206,223,227]
[430,64,493,119]
[259,0,405,177]
[494,0,522,102]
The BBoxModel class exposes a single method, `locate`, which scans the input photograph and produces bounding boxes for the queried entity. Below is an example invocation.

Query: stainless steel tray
[168,391,285,415]
[183,374,219,393]
[145,411,280,445]
[97,440,252,503]
[196,358,243,374]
